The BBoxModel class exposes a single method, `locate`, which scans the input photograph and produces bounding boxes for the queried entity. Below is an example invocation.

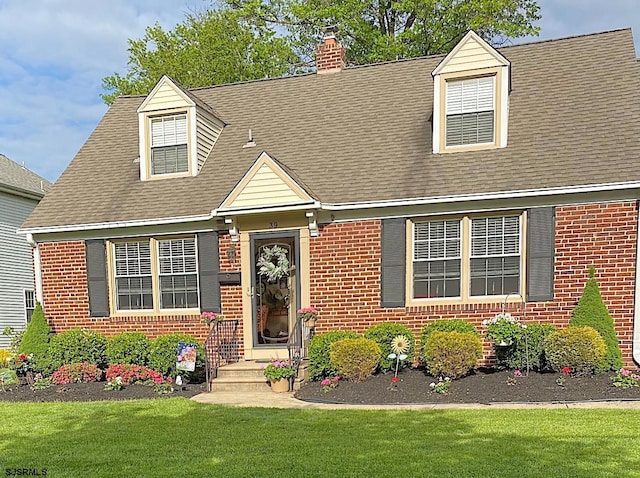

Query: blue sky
[1,0,639,183]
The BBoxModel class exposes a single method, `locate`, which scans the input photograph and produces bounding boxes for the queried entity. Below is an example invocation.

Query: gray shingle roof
[0,154,51,199]
[23,28,640,229]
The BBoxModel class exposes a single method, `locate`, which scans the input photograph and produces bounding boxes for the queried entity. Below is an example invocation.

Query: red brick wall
[37,201,639,367]
[38,234,244,351]
[309,202,638,367]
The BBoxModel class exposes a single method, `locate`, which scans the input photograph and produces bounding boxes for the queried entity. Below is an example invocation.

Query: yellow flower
[391,335,410,354]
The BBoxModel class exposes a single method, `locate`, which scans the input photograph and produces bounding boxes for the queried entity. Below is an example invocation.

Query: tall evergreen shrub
[569,267,622,372]
[17,302,50,371]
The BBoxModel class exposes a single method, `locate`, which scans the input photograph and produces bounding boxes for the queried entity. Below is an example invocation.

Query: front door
[250,231,300,354]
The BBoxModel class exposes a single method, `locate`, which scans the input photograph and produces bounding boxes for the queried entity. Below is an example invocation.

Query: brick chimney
[316,26,346,74]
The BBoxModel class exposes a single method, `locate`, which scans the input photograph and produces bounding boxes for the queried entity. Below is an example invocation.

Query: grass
[1,399,640,477]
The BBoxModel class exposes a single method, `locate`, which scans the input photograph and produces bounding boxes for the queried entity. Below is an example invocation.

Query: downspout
[634,201,640,366]
[26,233,44,306]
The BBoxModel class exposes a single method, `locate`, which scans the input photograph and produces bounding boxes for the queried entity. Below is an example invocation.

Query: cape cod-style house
[19,29,640,369]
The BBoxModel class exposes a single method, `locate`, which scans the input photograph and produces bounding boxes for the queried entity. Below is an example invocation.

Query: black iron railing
[204,319,240,391]
[288,317,313,374]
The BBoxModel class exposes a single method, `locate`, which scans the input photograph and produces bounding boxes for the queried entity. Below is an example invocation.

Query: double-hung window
[24,290,35,323]
[412,214,522,301]
[112,237,199,312]
[150,114,188,175]
[445,76,495,147]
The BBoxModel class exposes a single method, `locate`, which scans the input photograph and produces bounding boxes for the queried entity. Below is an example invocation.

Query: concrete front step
[211,360,307,392]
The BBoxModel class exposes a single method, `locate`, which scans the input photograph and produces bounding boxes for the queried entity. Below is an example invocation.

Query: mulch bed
[0,381,207,403]
[295,368,640,404]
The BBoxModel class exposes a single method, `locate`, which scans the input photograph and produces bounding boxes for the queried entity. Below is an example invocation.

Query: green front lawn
[1,399,639,477]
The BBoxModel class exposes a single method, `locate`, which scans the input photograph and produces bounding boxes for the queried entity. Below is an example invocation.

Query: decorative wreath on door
[257,245,289,283]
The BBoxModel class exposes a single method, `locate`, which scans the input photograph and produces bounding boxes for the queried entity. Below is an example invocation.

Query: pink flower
[321,379,331,386]
[561,367,572,375]
[514,370,522,377]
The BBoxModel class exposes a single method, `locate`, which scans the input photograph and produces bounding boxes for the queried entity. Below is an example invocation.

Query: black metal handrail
[287,316,304,373]
[204,319,240,391]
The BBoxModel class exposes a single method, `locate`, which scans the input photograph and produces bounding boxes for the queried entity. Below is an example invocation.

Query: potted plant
[263,359,296,393]
[201,312,224,328]
[482,312,526,346]
[297,307,319,328]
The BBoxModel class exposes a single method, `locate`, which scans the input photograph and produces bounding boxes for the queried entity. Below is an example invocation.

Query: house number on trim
[269,222,278,229]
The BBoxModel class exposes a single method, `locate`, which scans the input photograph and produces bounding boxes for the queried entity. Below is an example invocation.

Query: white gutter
[320,181,640,211]
[17,212,215,235]
[215,201,321,216]
[634,201,640,366]
[26,233,44,305]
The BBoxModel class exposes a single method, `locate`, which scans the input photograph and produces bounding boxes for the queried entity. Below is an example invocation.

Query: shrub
[544,326,606,375]
[105,364,165,385]
[364,322,415,372]
[106,332,150,366]
[329,338,381,383]
[420,320,478,362]
[0,349,11,367]
[0,368,19,386]
[423,331,482,379]
[48,329,107,371]
[500,323,556,371]
[569,267,623,372]
[308,330,359,380]
[148,334,204,378]
[51,363,102,385]
[17,303,51,372]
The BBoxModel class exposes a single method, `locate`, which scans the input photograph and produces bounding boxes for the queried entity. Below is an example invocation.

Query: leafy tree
[225,0,541,65]
[101,8,298,104]
[569,266,623,372]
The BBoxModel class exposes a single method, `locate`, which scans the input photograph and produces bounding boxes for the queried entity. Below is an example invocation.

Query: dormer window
[445,76,495,147]
[150,114,188,175]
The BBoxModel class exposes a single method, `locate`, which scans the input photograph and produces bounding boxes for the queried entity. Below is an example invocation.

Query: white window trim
[23,289,35,324]
[108,236,201,315]
[407,212,526,305]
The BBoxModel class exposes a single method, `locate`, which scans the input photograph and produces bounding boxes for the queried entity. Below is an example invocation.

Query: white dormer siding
[432,31,510,154]
[137,75,223,180]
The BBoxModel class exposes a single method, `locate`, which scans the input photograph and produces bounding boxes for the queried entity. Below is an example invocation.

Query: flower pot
[304,318,316,328]
[270,378,290,393]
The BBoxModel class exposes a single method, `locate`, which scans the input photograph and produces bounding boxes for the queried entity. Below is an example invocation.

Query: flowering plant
[429,377,451,394]
[51,363,102,385]
[11,353,34,376]
[202,312,224,326]
[482,312,526,345]
[297,307,318,322]
[611,368,640,389]
[263,359,296,380]
[321,375,340,393]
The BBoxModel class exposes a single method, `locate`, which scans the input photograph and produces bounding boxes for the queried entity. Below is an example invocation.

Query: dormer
[137,76,224,181]
[432,31,510,154]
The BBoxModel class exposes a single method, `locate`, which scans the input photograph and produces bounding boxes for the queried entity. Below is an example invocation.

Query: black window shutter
[381,218,406,308]
[85,239,109,317]
[526,207,555,302]
[197,232,221,313]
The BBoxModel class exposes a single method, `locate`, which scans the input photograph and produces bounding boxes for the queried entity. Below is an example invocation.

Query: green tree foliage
[18,302,50,360]
[569,267,623,372]
[101,8,298,104]
[226,0,541,65]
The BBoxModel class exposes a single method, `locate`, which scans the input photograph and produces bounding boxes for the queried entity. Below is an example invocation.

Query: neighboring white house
[0,154,51,347]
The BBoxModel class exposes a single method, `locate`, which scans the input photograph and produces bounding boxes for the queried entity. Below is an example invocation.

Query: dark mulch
[0,381,207,403]
[295,368,640,404]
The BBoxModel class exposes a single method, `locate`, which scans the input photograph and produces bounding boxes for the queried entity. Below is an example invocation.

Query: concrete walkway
[191,391,640,410]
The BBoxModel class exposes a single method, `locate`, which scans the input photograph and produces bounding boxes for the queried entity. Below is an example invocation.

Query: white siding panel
[438,37,504,74]
[0,192,38,348]
[143,83,191,111]
[196,112,223,170]
[229,164,304,208]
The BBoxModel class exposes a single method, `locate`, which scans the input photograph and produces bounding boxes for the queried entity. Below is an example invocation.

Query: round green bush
[106,332,150,366]
[500,323,555,371]
[329,338,381,383]
[48,329,107,371]
[544,326,606,375]
[364,322,415,372]
[308,330,359,381]
[420,320,478,362]
[423,331,482,379]
[0,368,19,386]
[147,333,204,378]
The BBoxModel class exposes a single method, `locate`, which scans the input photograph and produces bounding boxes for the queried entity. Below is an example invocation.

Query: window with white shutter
[150,114,188,175]
[445,77,495,147]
